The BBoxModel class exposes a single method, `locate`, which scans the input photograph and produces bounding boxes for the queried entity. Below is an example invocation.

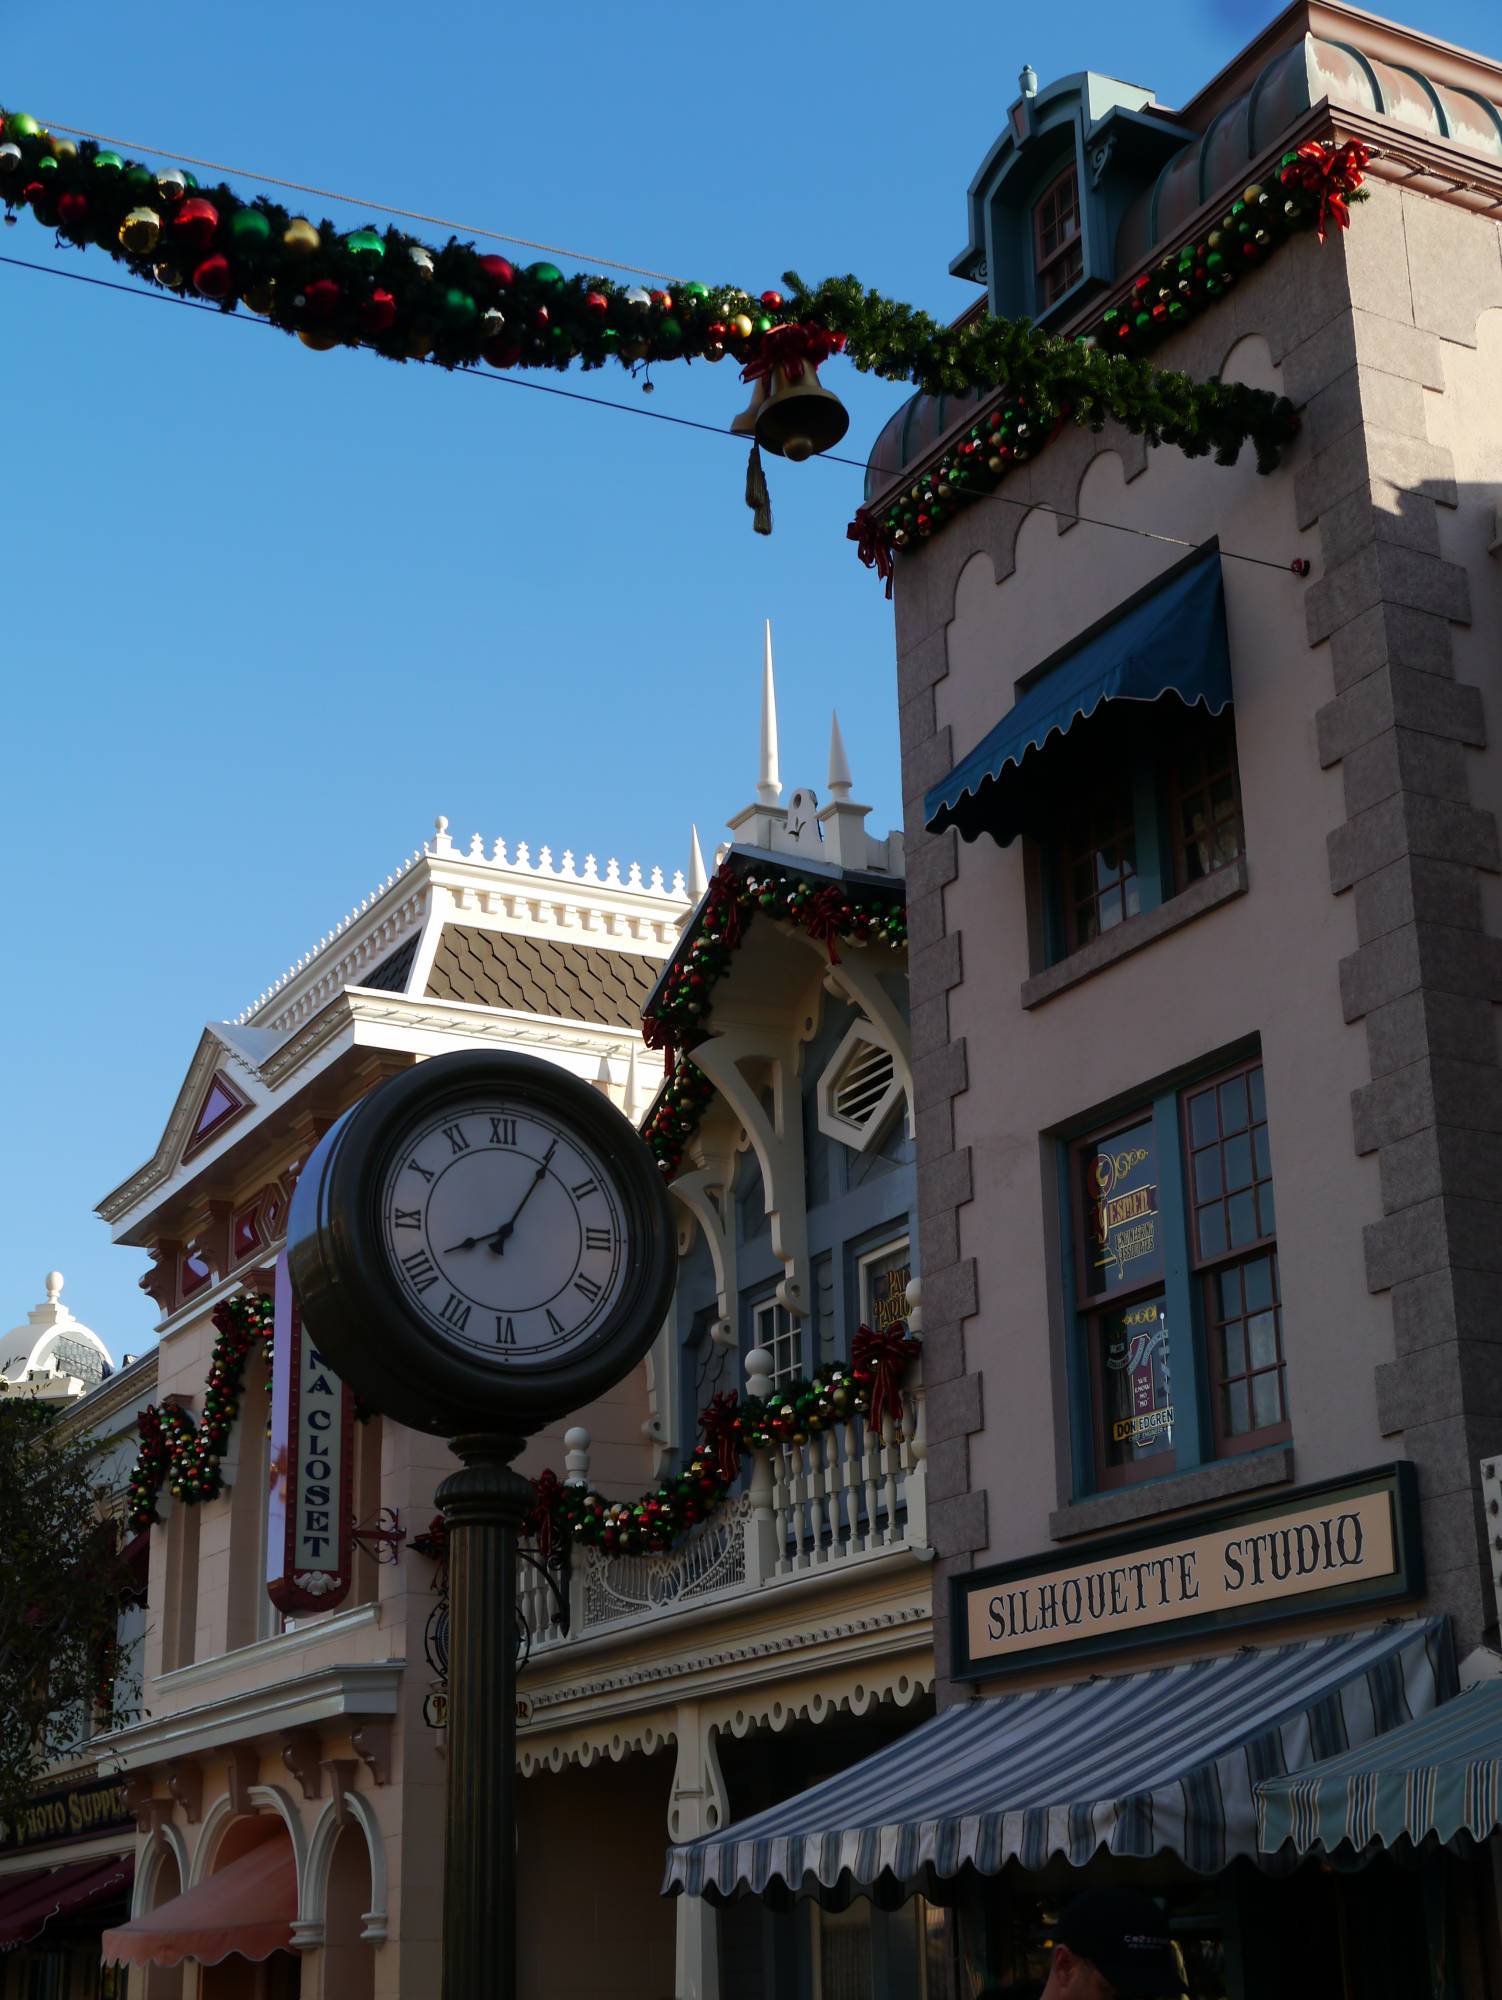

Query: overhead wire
[0,249,1310,578]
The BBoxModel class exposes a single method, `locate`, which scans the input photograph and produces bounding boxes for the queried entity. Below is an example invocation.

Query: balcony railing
[519,1328,928,1653]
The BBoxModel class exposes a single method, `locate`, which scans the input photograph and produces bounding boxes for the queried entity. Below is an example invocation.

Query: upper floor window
[753,1298,804,1388]
[1034,164,1083,306]
[858,1239,911,1334]
[1068,1055,1284,1493]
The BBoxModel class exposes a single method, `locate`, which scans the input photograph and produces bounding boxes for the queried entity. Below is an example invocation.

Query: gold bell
[734,358,849,463]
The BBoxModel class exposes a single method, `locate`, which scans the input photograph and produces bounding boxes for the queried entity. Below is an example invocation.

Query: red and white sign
[268,1254,354,1615]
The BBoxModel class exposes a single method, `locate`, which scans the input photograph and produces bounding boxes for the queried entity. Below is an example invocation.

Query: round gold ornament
[242,279,275,315]
[282,217,320,257]
[153,261,185,290]
[729,313,754,340]
[298,328,339,351]
[406,328,434,359]
[118,206,162,254]
[53,138,78,160]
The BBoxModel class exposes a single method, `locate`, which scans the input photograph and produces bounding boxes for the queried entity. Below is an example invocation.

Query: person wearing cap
[978,1886,1190,1999]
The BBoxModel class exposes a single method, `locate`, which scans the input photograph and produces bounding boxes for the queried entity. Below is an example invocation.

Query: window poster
[1081,1119,1163,1297]
[1100,1296,1174,1466]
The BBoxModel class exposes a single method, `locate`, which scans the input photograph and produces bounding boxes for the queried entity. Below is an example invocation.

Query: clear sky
[3,0,1495,1357]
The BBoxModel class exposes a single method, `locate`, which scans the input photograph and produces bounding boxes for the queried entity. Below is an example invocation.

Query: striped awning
[1257,1676,1502,1857]
[665,1619,1453,1903]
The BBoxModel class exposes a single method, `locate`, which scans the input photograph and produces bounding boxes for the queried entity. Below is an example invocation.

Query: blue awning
[664,1619,1453,1903]
[924,546,1231,847]
[1257,1677,1502,1857]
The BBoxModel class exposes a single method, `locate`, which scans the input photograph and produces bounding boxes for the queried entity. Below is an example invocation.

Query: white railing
[522,1302,929,1649]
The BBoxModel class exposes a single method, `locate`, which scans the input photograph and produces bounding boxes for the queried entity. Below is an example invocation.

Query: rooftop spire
[688,823,709,900]
[827,710,853,802]
[624,1045,643,1121]
[757,620,782,806]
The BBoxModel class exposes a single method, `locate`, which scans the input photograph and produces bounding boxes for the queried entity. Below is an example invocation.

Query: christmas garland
[526,1325,920,1558]
[1,109,1303,504]
[853,141,1372,583]
[125,1293,273,1529]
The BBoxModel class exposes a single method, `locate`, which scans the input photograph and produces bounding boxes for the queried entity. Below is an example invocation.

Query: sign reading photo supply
[0,1777,132,1854]
[953,1465,1421,1678]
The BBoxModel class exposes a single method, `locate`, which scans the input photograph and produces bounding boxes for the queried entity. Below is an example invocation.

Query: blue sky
[3,0,1495,1356]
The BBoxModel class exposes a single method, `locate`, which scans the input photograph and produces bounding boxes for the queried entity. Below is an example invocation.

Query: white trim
[130,1824,190,1919]
[93,1661,402,1773]
[153,1603,380,1695]
[856,1237,912,1327]
[815,1019,904,1156]
[303,1790,388,1947]
[189,1784,306,1891]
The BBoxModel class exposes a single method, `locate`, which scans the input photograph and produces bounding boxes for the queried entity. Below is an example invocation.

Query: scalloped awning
[924,546,1230,847]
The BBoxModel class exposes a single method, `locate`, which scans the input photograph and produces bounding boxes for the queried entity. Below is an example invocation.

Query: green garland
[126,1293,273,1529]
[1,108,1300,487]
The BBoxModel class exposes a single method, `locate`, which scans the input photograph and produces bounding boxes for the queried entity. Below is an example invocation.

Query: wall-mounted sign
[1081,1120,1161,1297]
[953,1465,1421,1679]
[0,1777,132,1854]
[267,1255,354,1616]
[869,1256,911,1334]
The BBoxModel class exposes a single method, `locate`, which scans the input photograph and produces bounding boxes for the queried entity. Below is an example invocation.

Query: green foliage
[0,1400,136,1807]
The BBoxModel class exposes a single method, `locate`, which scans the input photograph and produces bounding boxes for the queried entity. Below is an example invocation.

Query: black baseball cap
[1055,1887,1188,1997]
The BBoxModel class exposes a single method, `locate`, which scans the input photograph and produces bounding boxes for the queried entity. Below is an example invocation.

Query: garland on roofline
[850,140,1373,588]
[1,109,1312,520]
[126,1294,274,1529]
[525,1325,921,1558]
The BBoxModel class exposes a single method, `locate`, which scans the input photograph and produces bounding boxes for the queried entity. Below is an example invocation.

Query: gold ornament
[729,313,754,339]
[987,455,1003,473]
[406,329,434,359]
[118,206,162,254]
[53,138,78,160]
[282,217,320,257]
[298,328,339,350]
[1208,229,1223,249]
[242,279,275,315]
[702,341,725,362]
[1244,182,1263,202]
[153,261,184,290]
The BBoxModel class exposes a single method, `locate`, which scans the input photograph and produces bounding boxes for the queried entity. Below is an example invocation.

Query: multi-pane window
[753,1298,803,1386]
[1034,164,1084,306]
[1063,778,1141,949]
[1169,710,1244,891]
[1184,1062,1287,1451]
[1070,1056,1285,1489]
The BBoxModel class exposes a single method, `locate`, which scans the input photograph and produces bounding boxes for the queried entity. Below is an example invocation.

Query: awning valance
[102,1828,295,1968]
[665,1619,1452,1903]
[1257,1677,1502,1857]
[924,546,1230,847]
[0,1853,133,1950]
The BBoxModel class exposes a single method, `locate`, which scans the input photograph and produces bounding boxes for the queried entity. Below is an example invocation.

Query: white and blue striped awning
[1257,1676,1502,1857]
[665,1620,1453,1903]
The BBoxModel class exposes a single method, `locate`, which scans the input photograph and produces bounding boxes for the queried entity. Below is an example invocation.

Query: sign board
[953,1465,1421,1679]
[0,1777,132,1854]
[268,1254,354,1616]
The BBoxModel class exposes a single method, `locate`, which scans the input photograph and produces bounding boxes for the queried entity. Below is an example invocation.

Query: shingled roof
[425,926,661,1027]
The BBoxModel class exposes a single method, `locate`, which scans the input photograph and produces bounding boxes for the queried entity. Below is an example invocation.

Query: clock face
[377,1095,629,1363]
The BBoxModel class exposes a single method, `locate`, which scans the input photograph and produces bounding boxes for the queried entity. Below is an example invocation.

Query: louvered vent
[832,1040,896,1129]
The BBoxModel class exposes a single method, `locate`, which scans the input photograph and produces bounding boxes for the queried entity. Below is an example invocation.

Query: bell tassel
[746,441,772,537]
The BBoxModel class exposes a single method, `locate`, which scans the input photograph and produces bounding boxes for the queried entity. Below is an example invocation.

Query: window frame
[751,1293,805,1387]
[856,1235,912,1333]
[1165,708,1245,896]
[1032,162,1084,307]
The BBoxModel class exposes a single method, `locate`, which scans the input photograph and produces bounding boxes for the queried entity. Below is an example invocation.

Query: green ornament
[345,227,385,264]
[230,208,271,249]
[443,287,478,327]
[682,280,709,299]
[754,313,773,334]
[657,315,683,345]
[125,164,153,191]
[7,113,40,140]
[526,260,564,288]
[36,152,57,173]
[93,150,124,175]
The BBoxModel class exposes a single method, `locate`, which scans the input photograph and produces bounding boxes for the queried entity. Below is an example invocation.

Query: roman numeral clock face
[378,1098,628,1363]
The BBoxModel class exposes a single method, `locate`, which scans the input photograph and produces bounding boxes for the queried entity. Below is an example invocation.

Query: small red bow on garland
[640,1013,676,1070]
[805,883,853,964]
[847,507,895,599]
[742,322,847,384]
[698,1390,744,1486]
[703,860,746,948]
[527,1469,566,1562]
[1279,139,1372,242]
[852,1323,921,1437]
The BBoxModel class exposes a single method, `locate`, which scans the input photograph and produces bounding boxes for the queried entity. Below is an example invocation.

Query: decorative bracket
[164,1761,202,1825]
[279,1730,324,1801]
[350,1719,392,1787]
[321,1757,361,1828]
[123,1779,172,1847]
[350,1507,406,1562]
[226,1748,259,1817]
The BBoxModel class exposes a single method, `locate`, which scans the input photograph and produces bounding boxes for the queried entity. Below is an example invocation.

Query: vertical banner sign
[269,1254,354,1615]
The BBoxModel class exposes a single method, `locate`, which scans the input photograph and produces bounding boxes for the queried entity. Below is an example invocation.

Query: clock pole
[435,1431,534,2000]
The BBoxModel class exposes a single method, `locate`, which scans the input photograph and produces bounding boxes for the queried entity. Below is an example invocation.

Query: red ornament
[484,338,523,369]
[530,305,550,331]
[58,191,88,229]
[476,254,516,290]
[193,254,233,297]
[760,289,784,307]
[302,278,342,321]
[173,197,220,251]
[360,288,397,335]
[583,291,609,316]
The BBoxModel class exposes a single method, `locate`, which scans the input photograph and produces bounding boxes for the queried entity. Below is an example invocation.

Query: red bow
[703,861,745,949]
[1280,139,1371,243]
[527,1469,565,1562]
[698,1390,744,1486]
[641,1014,675,1072]
[742,322,847,384]
[847,507,895,598]
[804,884,852,965]
[852,1323,921,1437]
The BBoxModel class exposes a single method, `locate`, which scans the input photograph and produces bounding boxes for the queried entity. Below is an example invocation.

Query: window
[1039,703,1244,968]
[1034,163,1084,306]
[1068,1055,1283,1491]
[816,1021,905,1153]
[858,1238,912,1334]
[753,1298,803,1386]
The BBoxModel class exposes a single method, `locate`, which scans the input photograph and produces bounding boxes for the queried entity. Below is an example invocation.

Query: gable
[182,1069,251,1159]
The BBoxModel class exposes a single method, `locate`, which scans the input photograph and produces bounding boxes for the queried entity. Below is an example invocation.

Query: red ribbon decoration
[852,1324,921,1438]
[698,1391,744,1487]
[1279,139,1371,243]
[847,507,895,599]
[742,322,847,385]
[527,1468,565,1562]
[703,860,746,948]
[804,883,852,965]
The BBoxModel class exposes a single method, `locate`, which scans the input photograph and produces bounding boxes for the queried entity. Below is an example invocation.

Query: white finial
[492,836,508,865]
[672,868,686,895]
[45,1271,63,1303]
[516,841,531,870]
[562,849,577,879]
[605,856,622,886]
[594,1054,614,1094]
[649,864,664,893]
[539,844,554,874]
[583,853,599,881]
[624,1046,642,1119]
[627,860,643,889]
[827,710,853,802]
[757,619,782,805]
[688,824,709,900]
[1020,62,1038,97]
[469,832,484,858]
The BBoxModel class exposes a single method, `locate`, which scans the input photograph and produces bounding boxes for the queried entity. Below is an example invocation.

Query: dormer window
[1034,163,1083,305]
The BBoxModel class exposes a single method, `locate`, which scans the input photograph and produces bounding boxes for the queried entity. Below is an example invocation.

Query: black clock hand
[443,1232,492,1253]
[488,1140,558,1252]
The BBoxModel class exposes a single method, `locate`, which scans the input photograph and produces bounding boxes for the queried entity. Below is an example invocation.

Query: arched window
[1034,163,1083,306]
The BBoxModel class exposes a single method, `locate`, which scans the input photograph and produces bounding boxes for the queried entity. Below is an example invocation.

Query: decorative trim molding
[154,1603,381,1695]
[96,1661,403,1773]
